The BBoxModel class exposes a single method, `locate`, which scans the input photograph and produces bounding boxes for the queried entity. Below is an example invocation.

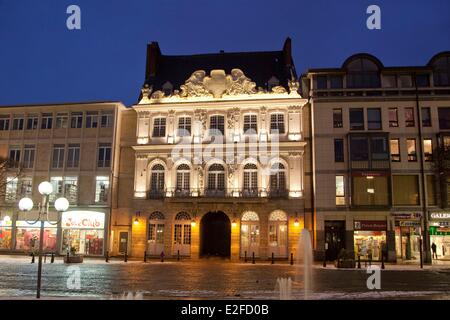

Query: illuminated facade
[110,39,312,260]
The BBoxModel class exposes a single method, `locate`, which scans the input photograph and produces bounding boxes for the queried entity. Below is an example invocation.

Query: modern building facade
[0,102,126,256]
[303,51,450,263]
[109,39,312,260]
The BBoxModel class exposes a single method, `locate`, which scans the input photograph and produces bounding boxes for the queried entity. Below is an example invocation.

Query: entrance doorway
[200,211,231,258]
[325,221,345,261]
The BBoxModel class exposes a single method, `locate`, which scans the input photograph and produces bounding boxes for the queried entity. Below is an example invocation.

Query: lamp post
[18,181,69,299]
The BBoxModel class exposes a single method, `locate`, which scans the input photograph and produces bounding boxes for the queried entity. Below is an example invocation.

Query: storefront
[61,211,105,256]
[429,212,450,259]
[15,221,58,252]
[0,213,13,250]
[354,220,387,261]
[392,212,422,261]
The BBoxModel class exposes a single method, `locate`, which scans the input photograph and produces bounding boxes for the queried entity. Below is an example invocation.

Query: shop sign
[399,221,421,227]
[352,172,388,177]
[62,211,105,229]
[16,221,56,228]
[391,212,422,219]
[354,220,387,231]
[429,212,450,220]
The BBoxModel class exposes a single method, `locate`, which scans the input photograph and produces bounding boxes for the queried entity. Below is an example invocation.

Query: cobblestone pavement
[1,255,450,300]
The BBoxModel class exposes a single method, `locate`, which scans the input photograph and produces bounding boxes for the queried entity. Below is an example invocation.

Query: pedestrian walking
[367,248,372,266]
[431,242,437,259]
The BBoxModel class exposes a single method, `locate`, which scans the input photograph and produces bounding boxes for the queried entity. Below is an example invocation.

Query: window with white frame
[177,117,191,136]
[19,177,33,197]
[52,144,65,169]
[243,114,258,134]
[12,115,24,130]
[26,114,38,130]
[23,145,35,169]
[67,144,80,168]
[0,115,10,131]
[95,176,110,203]
[209,115,224,136]
[97,143,111,168]
[41,113,53,129]
[8,146,21,168]
[70,112,83,128]
[5,177,18,202]
[336,175,345,205]
[100,110,114,128]
[270,113,285,134]
[150,164,165,192]
[55,113,68,129]
[176,164,190,193]
[86,111,99,128]
[152,117,166,137]
[207,164,225,191]
[50,176,78,203]
[270,163,287,193]
[243,163,258,195]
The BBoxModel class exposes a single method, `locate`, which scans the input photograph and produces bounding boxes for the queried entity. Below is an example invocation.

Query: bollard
[44,253,47,264]
[144,251,147,263]
[51,252,55,263]
[252,252,255,264]
[105,251,109,263]
[66,251,69,263]
[271,252,274,265]
[323,254,326,268]
[160,251,165,263]
[244,251,247,263]
[381,252,385,270]
[31,253,35,264]
[124,252,128,263]
[290,253,294,265]
[358,255,361,269]
[177,250,180,261]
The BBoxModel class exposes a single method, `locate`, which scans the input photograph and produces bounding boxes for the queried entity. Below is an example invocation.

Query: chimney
[282,37,293,67]
[145,41,162,80]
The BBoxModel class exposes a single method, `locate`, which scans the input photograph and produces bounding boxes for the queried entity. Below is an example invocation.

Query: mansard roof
[143,38,297,96]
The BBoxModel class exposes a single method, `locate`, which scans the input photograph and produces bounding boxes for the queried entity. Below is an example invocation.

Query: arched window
[346,57,381,88]
[268,210,288,258]
[149,211,165,220]
[241,211,259,221]
[270,163,287,197]
[174,211,191,256]
[175,211,191,220]
[176,164,190,196]
[269,210,287,221]
[240,211,260,257]
[150,164,165,195]
[207,164,225,194]
[243,163,258,197]
[267,76,280,90]
[148,211,165,255]
[162,81,173,96]
[432,55,450,87]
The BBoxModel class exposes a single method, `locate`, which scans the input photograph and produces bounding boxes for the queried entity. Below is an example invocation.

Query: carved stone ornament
[271,86,287,94]
[179,69,257,99]
[141,84,152,100]
[288,79,300,93]
[151,90,165,99]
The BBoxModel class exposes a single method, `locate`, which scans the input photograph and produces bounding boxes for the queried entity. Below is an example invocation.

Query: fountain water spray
[276,278,292,300]
[296,228,313,299]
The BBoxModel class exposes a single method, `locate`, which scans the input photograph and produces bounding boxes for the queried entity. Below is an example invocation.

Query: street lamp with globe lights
[18,181,69,299]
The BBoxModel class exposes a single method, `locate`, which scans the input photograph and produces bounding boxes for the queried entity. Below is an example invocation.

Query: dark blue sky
[0,0,449,106]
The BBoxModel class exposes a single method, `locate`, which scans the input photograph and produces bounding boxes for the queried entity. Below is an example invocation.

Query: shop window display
[62,229,104,255]
[15,221,57,252]
[354,231,386,261]
[0,216,12,250]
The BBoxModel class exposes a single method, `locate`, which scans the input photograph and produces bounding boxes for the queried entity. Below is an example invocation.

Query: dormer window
[345,57,381,88]
[267,76,279,91]
[209,115,224,136]
[270,113,285,134]
[152,117,166,137]
[162,81,173,96]
[243,114,257,135]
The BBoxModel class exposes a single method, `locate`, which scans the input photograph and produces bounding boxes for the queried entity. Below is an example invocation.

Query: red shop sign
[354,220,387,231]
[352,172,388,177]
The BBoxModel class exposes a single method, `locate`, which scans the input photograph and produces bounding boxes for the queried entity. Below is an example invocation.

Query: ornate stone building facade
[110,39,312,260]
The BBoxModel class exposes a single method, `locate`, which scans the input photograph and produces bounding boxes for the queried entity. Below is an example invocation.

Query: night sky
[0,0,449,107]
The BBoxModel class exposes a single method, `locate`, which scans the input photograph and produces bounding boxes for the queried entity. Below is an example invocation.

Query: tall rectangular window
[70,112,83,128]
[421,107,432,127]
[152,117,166,137]
[270,114,285,134]
[330,76,343,89]
[98,143,111,168]
[388,108,398,127]
[438,107,450,130]
[63,177,78,203]
[393,175,419,205]
[67,144,80,168]
[177,117,191,136]
[350,136,369,161]
[390,139,400,162]
[367,108,382,130]
[424,139,433,162]
[349,108,364,130]
[49,177,63,202]
[405,108,415,127]
[86,111,99,128]
[407,139,417,161]
[316,76,327,89]
[95,176,110,203]
[371,136,389,160]
[5,177,18,202]
[41,113,53,129]
[55,113,68,129]
[0,115,10,131]
[20,177,33,197]
[26,114,38,130]
[334,139,344,162]
[210,115,225,135]
[52,144,65,169]
[8,146,21,168]
[243,114,258,134]
[427,175,436,206]
[352,176,389,206]
[12,115,24,130]
[23,145,35,169]
[333,109,343,128]
[100,110,114,128]
[335,176,345,205]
